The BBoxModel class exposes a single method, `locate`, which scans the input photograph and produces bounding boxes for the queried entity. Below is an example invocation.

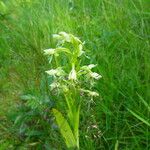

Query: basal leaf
[52,108,76,149]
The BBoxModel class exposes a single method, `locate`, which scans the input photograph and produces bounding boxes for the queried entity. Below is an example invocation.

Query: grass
[0,0,150,149]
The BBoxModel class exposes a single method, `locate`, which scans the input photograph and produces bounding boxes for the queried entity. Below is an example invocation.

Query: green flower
[79,64,102,80]
[44,48,56,55]
[81,64,97,71]
[80,89,99,97]
[59,32,71,42]
[45,67,65,77]
[44,47,71,57]
[89,72,102,80]
[50,82,60,90]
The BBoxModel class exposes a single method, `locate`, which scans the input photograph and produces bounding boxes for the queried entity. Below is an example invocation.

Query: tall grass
[0,0,150,149]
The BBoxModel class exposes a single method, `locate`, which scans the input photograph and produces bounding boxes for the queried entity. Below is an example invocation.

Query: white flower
[59,31,71,42]
[80,89,99,97]
[50,82,60,90]
[50,82,68,92]
[88,91,99,97]
[44,47,71,56]
[79,64,102,80]
[81,64,97,71]
[90,72,102,80]
[68,65,77,81]
[43,48,56,55]
[45,68,65,77]
[88,64,97,69]
[45,69,57,76]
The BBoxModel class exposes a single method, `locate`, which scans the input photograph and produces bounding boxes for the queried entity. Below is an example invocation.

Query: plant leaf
[52,108,76,149]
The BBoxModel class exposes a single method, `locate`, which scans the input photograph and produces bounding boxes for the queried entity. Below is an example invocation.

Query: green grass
[0,0,150,149]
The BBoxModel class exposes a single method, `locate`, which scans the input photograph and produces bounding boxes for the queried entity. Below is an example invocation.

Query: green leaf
[52,108,76,149]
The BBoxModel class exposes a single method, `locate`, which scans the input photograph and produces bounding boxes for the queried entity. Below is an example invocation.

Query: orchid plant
[44,32,101,149]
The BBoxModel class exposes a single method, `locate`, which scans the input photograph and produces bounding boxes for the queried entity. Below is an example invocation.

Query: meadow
[0,0,150,149]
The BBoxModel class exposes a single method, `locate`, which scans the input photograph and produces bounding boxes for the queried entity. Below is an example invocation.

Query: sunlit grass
[0,0,149,149]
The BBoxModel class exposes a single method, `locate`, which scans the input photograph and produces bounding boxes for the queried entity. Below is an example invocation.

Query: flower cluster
[44,32,101,97]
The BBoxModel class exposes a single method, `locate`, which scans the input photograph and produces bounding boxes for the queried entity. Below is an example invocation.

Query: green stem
[54,55,59,67]
[64,93,80,149]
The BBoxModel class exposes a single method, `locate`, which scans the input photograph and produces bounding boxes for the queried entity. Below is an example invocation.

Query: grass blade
[127,108,150,127]
[137,93,150,112]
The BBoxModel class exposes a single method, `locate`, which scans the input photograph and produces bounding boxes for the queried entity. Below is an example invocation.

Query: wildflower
[68,64,77,81]
[45,67,65,77]
[50,82,60,90]
[80,64,101,80]
[88,64,97,69]
[81,64,97,71]
[59,31,71,42]
[60,32,82,44]
[44,48,56,55]
[43,32,101,149]
[89,72,102,80]
[78,64,98,77]
[44,47,71,56]
[88,91,99,97]
[80,89,99,97]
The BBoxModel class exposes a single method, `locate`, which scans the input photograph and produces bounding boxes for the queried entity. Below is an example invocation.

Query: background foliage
[0,0,150,149]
